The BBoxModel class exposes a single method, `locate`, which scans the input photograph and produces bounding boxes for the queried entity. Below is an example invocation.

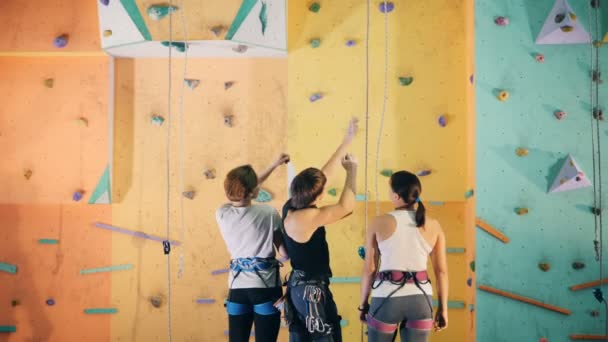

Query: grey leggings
[367,295,433,342]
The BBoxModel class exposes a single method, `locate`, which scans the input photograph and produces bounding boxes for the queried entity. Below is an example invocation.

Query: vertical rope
[165,1,174,340]
[177,0,189,280]
[374,0,389,216]
[362,0,371,340]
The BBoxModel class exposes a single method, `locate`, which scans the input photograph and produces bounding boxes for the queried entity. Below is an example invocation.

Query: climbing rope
[586,1,605,337]
[165,0,174,340]
[362,0,371,338]
[177,0,189,280]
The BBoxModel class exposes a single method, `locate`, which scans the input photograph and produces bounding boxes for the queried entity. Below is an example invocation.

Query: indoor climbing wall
[0,0,113,341]
[287,1,475,341]
[476,0,608,341]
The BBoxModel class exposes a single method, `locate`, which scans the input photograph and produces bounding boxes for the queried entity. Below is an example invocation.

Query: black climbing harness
[370,270,434,320]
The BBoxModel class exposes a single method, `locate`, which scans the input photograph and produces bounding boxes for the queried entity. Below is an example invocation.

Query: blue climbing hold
[100,0,109,5]
[256,189,272,203]
[438,115,447,127]
[310,93,323,102]
[358,246,365,259]
[346,39,357,47]
[53,35,69,48]
[72,190,84,202]
[46,299,55,306]
[466,278,472,287]
[379,2,394,13]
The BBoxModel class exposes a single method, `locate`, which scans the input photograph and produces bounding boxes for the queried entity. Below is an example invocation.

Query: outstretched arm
[311,154,357,228]
[321,118,358,181]
[258,153,290,185]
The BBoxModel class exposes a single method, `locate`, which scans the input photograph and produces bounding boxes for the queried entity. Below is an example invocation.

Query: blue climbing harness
[229,257,282,289]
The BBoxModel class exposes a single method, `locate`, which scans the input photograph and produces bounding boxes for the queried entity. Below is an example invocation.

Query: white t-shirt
[216,204,282,289]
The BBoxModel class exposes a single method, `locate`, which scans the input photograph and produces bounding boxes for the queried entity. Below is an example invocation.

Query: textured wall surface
[476,0,608,340]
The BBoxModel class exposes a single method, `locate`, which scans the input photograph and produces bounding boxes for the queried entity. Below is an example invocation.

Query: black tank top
[282,200,332,277]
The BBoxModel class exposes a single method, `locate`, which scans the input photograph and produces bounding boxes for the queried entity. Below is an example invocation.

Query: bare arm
[321,118,358,180]
[311,155,357,228]
[273,231,288,259]
[258,153,290,185]
[430,224,448,330]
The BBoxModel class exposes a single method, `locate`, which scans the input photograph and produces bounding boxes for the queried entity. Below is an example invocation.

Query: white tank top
[371,210,434,298]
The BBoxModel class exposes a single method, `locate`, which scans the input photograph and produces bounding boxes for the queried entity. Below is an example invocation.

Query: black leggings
[228,287,283,342]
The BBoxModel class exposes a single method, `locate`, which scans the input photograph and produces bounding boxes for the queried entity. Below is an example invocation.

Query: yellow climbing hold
[77,117,89,127]
[44,78,54,88]
[516,208,529,215]
[24,169,32,180]
[516,148,529,157]
[103,30,112,37]
[497,90,509,102]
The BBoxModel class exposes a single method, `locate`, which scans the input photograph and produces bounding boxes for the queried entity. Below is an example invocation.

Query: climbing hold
[535,53,545,63]
[44,78,54,88]
[464,189,475,199]
[184,79,200,90]
[592,70,603,84]
[516,147,529,157]
[538,262,551,272]
[256,189,272,203]
[593,108,604,121]
[497,90,509,102]
[494,16,509,26]
[554,110,566,120]
[11,300,20,307]
[309,93,323,102]
[77,117,89,127]
[103,30,112,37]
[147,4,178,20]
[592,207,602,216]
[380,169,393,177]
[540,338,548,342]
[210,25,225,37]
[328,188,337,196]
[591,310,600,317]
[515,207,529,215]
[204,169,216,179]
[399,76,414,86]
[72,190,85,202]
[467,278,472,287]
[310,38,321,48]
[161,41,188,52]
[151,115,165,126]
[572,262,585,270]
[46,299,55,306]
[309,2,321,12]
[438,115,447,127]
[24,169,32,180]
[182,191,195,200]
[417,170,432,177]
[259,1,268,35]
[53,34,69,48]
[358,246,365,259]
[469,261,475,272]
[233,44,248,53]
[150,296,163,308]
[345,39,356,47]
[223,114,234,127]
[100,0,109,5]
[224,81,235,90]
[379,2,394,13]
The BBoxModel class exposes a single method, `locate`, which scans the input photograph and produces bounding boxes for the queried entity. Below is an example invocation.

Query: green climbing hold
[309,2,321,12]
[161,41,188,53]
[259,1,268,35]
[464,189,475,199]
[328,188,337,196]
[380,169,393,177]
[399,77,414,86]
[469,261,475,272]
[310,38,321,48]
[256,189,272,203]
[147,4,178,20]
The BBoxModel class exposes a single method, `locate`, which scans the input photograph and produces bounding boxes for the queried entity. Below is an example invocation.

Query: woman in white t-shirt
[359,171,449,342]
[216,154,289,342]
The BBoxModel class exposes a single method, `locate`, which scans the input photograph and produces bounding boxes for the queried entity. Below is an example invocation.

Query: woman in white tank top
[358,171,449,342]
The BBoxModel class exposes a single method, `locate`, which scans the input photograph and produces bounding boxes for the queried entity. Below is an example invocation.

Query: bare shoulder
[425,216,443,233]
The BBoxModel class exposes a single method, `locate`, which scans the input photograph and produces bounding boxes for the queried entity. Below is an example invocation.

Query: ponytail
[415,198,426,228]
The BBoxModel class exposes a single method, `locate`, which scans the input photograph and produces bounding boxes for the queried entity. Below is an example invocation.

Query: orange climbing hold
[475,218,510,243]
[497,90,509,101]
[478,285,571,315]
[516,147,529,157]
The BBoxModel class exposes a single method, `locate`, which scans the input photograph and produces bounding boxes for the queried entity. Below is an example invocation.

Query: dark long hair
[390,171,426,227]
[290,168,327,209]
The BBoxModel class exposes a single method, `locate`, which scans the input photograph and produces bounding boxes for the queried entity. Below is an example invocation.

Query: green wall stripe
[80,264,133,275]
[38,239,59,244]
[0,326,16,333]
[447,247,466,254]
[84,308,118,314]
[433,300,465,309]
[0,262,17,274]
[226,0,258,40]
[88,165,111,204]
[120,0,152,41]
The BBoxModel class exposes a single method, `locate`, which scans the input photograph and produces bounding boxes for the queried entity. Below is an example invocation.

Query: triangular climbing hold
[88,165,111,204]
[536,0,590,45]
[548,155,592,193]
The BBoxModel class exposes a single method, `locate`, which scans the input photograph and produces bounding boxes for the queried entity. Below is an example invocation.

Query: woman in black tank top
[280,118,359,342]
